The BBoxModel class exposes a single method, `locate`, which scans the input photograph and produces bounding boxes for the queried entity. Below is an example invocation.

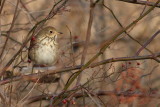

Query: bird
[28,26,62,66]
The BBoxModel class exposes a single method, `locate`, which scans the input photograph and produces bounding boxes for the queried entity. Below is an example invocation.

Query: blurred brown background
[0,0,160,106]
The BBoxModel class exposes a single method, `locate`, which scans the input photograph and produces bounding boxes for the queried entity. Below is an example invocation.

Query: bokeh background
[0,0,160,106]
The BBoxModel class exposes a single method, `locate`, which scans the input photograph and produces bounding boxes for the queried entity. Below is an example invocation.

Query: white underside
[36,45,57,65]
[30,38,58,65]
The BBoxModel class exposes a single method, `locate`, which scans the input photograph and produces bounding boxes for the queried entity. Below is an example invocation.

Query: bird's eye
[49,30,53,33]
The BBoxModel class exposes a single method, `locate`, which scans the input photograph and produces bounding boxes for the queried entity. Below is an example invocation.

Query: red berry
[28,59,31,63]
[137,62,140,65]
[74,36,78,40]
[31,36,36,41]
[62,99,67,104]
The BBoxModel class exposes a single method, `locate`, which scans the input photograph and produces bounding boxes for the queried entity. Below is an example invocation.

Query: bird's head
[38,26,63,42]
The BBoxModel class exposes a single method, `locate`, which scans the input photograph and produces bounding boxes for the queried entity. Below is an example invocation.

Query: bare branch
[63,0,160,92]
[136,30,160,56]
[77,0,95,85]
[117,0,160,8]
[0,52,159,85]
[0,0,69,76]
[27,90,160,104]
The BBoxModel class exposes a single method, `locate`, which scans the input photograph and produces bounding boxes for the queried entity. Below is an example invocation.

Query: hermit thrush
[28,26,62,66]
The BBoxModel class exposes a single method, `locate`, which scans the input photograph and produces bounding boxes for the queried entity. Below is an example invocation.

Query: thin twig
[1,33,27,48]
[117,0,160,8]
[76,0,95,85]
[66,25,76,66]
[63,0,160,91]
[0,0,69,76]
[27,90,160,104]
[0,0,20,62]
[0,0,6,14]
[20,0,37,22]
[136,30,160,56]
[103,4,159,62]
[0,52,159,85]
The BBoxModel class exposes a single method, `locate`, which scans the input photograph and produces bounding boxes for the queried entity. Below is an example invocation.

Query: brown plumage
[28,26,62,66]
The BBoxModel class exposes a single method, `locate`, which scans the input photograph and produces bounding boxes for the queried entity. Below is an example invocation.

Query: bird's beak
[58,32,63,34]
